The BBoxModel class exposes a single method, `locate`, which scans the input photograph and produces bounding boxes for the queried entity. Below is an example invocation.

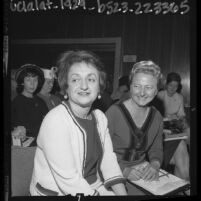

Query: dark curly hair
[15,64,44,94]
[166,72,182,93]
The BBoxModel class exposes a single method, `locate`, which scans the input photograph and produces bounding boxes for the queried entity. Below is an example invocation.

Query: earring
[98,94,101,99]
[64,94,68,100]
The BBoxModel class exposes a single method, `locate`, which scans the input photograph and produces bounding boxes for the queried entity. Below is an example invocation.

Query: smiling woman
[29,50,127,196]
[66,62,101,114]
[105,60,164,195]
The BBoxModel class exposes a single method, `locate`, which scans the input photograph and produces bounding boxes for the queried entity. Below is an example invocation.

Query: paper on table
[164,133,188,141]
[22,137,35,147]
[130,169,188,195]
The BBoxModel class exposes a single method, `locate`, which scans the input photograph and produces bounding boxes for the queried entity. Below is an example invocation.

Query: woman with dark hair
[157,72,184,119]
[11,64,48,139]
[30,50,127,196]
[157,72,190,144]
[157,72,190,194]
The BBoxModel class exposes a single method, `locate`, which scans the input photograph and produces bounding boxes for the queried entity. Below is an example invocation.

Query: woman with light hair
[106,61,190,195]
[106,61,164,195]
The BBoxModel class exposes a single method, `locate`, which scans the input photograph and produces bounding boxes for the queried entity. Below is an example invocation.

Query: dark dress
[12,94,48,138]
[75,114,103,184]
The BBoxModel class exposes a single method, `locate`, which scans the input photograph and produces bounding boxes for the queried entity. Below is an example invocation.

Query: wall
[9,9,190,105]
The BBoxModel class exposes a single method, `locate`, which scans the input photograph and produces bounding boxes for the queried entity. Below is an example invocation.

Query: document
[130,169,189,195]
[164,133,188,141]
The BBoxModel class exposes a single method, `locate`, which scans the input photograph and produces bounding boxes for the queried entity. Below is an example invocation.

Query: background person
[156,72,190,195]
[11,64,48,140]
[30,50,127,196]
[111,75,130,103]
[38,67,61,110]
[92,74,114,113]
[106,61,164,195]
[157,72,190,146]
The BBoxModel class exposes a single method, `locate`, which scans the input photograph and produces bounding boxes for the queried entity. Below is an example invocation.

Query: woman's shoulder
[105,103,124,122]
[46,103,66,116]
[105,103,121,114]
[41,104,69,125]
[174,92,184,100]
[35,95,46,102]
[12,94,23,101]
[12,94,27,105]
[93,105,120,121]
[150,106,163,121]
[157,90,165,98]
[93,108,107,120]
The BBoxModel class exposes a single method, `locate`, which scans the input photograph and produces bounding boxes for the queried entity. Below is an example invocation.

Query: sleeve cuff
[104,176,126,190]
[92,189,99,196]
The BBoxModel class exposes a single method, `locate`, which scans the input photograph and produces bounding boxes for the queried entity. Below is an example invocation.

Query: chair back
[11,146,36,196]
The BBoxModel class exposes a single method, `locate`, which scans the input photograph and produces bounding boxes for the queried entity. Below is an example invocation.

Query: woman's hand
[141,161,160,182]
[127,167,144,181]
[127,162,149,181]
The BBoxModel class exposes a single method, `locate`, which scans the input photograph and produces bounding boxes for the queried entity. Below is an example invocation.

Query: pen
[158,170,169,178]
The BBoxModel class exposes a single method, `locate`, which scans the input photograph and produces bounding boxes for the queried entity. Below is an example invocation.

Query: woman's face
[166,81,179,96]
[130,72,158,107]
[66,62,100,108]
[41,78,54,94]
[23,75,38,95]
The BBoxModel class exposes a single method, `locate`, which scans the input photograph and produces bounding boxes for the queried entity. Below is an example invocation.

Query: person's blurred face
[66,62,100,108]
[130,72,158,107]
[23,75,38,95]
[166,81,179,96]
[41,78,54,94]
[119,85,129,94]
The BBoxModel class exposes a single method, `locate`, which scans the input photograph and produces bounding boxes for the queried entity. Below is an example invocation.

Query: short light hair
[129,60,162,88]
[57,50,106,94]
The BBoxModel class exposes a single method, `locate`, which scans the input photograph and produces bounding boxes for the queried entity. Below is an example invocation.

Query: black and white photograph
[4,0,197,200]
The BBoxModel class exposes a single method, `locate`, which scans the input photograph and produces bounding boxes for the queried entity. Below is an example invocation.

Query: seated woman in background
[38,67,61,110]
[110,75,130,103]
[157,72,190,146]
[30,50,127,196]
[106,61,164,195]
[11,64,48,140]
[156,72,190,194]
